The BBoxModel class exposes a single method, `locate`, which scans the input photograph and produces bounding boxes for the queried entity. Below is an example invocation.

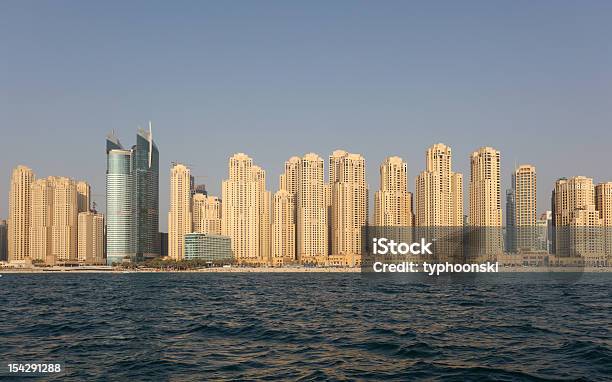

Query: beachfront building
[184,233,233,263]
[221,153,269,265]
[78,211,105,265]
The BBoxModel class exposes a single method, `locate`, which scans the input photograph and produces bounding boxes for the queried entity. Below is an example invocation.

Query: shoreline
[1,266,611,273]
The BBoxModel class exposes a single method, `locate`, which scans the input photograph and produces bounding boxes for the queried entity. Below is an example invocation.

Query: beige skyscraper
[8,165,34,262]
[277,156,301,259]
[51,177,79,263]
[78,211,105,264]
[415,144,463,227]
[329,150,367,264]
[296,153,328,263]
[469,147,503,257]
[596,183,612,226]
[595,182,612,259]
[271,189,295,265]
[569,205,604,265]
[375,156,413,226]
[169,163,192,260]
[513,165,537,251]
[414,144,463,261]
[29,177,54,263]
[222,153,268,264]
[254,165,271,264]
[553,176,596,257]
[280,156,300,195]
[76,181,91,213]
[192,193,222,235]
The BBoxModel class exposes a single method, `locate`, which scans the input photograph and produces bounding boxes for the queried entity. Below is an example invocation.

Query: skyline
[2,2,612,226]
[2,135,611,228]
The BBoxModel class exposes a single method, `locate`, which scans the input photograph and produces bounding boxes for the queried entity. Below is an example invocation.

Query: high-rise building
[222,153,268,264]
[469,147,503,257]
[0,220,8,262]
[29,177,54,263]
[553,176,596,257]
[505,188,516,252]
[105,124,159,264]
[280,156,300,195]
[329,150,368,262]
[278,156,301,259]
[78,211,105,265]
[415,144,463,226]
[76,181,91,213]
[595,182,612,259]
[536,211,552,252]
[414,144,464,261]
[513,165,537,252]
[8,165,34,262]
[51,177,79,263]
[271,189,295,265]
[569,205,604,264]
[254,166,271,264]
[106,135,135,265]
[374,156,413,226]
[296,153,328,263]
[169,163,192,260]
[192,193,222,235]
[596,183,612,226]
[134,125,160,259]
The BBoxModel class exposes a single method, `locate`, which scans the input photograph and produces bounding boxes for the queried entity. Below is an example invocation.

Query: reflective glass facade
[106,148,135,265]
[105,126,160,264]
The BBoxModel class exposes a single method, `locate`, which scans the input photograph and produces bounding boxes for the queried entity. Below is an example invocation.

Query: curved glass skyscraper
[135,126,160,259]
[105,123,159,265]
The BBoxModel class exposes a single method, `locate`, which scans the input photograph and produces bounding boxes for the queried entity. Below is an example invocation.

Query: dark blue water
[0,273,610,381]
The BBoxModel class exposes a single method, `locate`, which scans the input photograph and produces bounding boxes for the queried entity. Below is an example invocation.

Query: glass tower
[106,135,135,265]
[105,123,159,264]
[134,126,160,259]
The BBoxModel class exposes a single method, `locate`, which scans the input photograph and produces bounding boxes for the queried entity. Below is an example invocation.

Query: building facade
[192,193,222,235]
[329,150,368,263]
[553,176,596,258]
[169,163,192,260]
[76,181,91,213]
[221,153,268,265]
[513,165,537,252]
[0,220,7,261]
[271,189,296,265]
[296,153,328,263]
[595,182,612,260]
[184,233,233,263]
[374,156,413,226]
[134,125,160,258]
[51,177,79,263]
[78,211,105,265]
[30,177,54,263]
[469,147,503,258]
[8,165,34,262]
[415,144,463,227]
[106,136,135,265]
[105,125,159,264]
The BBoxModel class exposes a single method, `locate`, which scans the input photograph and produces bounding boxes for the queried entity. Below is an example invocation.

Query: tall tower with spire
[105,122,160,264]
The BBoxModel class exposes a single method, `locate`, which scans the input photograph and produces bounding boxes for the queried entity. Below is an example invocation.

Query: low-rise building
[184,233,233,263]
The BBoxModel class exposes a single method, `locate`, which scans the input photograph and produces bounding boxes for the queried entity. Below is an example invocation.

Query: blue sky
[1,1,611,227]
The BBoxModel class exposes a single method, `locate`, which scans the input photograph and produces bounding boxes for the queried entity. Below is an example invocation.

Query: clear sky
[1,1,611,228]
